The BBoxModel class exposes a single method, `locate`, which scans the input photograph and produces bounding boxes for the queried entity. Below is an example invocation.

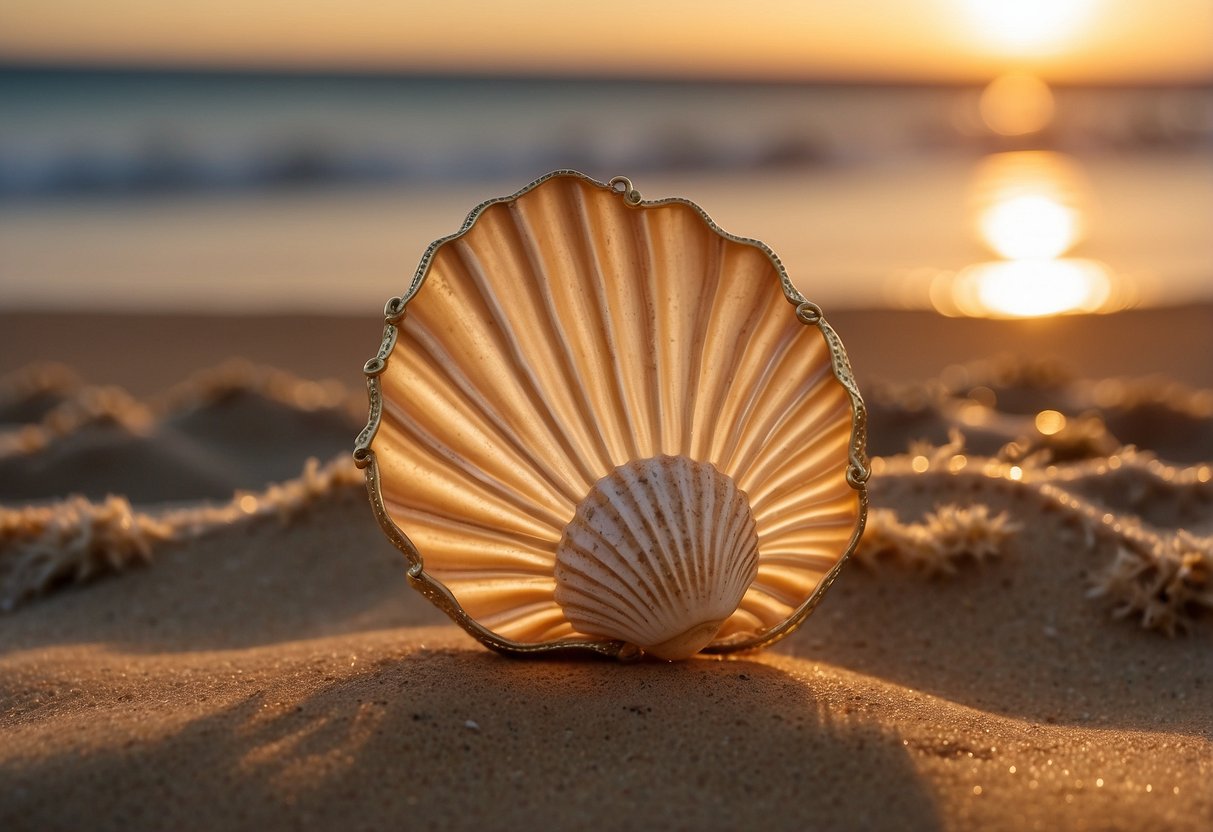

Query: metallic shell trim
[355,169,869,659]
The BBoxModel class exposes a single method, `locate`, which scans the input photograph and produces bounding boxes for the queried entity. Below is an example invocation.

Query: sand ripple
[1,358,1210,634]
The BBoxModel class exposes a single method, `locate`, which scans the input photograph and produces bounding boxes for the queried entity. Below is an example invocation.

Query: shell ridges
[554,456,759,660]
[362,170,868,659]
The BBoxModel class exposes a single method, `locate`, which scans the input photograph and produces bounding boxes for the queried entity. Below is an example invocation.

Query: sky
[1,0,1211,83]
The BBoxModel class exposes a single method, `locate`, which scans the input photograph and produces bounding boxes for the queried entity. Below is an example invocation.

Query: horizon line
[2,59,1211,91]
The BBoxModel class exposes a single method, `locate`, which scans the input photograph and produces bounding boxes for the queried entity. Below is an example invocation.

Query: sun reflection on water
[949,259,1113,317]
[971,150,1089,259]
[980,193,1078,260]
[934,147,1133,318]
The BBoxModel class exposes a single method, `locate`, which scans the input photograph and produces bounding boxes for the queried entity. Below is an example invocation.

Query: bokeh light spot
[1035,409,1067,435]
[980,73,1055,136]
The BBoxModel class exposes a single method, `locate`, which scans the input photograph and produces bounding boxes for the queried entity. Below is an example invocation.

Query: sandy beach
[4,3,1212,828]
[1,309,1210,831]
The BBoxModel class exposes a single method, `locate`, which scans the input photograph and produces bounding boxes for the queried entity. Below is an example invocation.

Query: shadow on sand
[783,472,1213,736]
[1,650,939,832]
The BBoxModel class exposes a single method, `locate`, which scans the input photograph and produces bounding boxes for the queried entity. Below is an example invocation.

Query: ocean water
[1,68,1210,313]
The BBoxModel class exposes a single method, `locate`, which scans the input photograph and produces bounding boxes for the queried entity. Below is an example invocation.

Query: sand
[1,310,1211,831]
[2,305,1213,395]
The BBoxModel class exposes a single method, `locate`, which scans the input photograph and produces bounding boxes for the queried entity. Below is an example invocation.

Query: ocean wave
[3,69,1208,198]
[0,135,848,198]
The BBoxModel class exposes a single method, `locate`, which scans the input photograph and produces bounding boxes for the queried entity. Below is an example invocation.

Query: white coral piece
[854,503,1020,575]
[1088,531,1213,636]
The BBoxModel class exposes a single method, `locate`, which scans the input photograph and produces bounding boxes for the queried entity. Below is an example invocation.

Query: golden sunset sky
[1,0,1211,82]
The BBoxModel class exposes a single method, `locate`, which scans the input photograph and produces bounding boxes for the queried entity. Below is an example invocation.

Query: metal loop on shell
[847,460,871,487]
[608,175,643,206]
[796,301,823,325]
[384,296,406,323]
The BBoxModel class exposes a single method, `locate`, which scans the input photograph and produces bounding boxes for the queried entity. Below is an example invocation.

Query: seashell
[355,170,868,660]
[553,455,760,660]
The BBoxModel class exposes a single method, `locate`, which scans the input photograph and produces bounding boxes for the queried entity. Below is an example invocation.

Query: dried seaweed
[1087,531,1213,636]
[0,456,362,611]
[854,504,1021,575]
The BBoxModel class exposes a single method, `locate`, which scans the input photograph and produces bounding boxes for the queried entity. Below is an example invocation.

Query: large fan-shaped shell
[356,170,867,659]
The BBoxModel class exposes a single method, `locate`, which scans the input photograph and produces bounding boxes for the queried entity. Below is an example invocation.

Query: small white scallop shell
[356,170,868,660]
[553,456,759,660]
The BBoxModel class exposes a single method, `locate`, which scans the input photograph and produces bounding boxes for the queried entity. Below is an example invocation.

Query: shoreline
[3,305,1212,397]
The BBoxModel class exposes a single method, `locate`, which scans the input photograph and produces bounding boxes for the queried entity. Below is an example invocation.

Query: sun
[961,0,1098,55]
